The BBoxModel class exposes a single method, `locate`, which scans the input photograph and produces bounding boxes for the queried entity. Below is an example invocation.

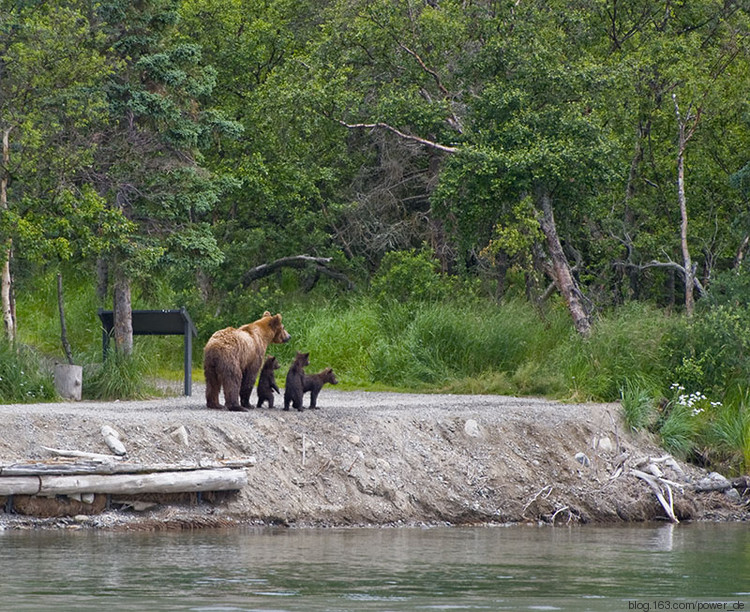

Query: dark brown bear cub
[283,351,309,411]
[256,355,281,409]
[303,367,338,409]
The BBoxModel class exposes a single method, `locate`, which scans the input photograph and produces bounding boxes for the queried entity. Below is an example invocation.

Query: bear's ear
[262,310,271,317]
[272,313,282,325]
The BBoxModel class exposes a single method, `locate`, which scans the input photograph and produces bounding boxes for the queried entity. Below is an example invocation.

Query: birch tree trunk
[1,127,16,342]
[676,140,694,317]
[536,189,592,337]
[673,94,699,318]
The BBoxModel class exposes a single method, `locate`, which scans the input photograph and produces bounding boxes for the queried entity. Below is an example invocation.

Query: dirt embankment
[0,387,747,530]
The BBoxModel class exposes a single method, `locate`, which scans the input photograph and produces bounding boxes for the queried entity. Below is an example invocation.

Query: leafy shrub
[371,248,455,304]
[663,304,750,397]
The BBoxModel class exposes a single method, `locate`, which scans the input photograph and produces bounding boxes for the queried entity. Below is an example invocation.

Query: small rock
[464,419,480,438]
[594,436,614,453]
[575,452,590,467]
[725,488,741,502]
[349,434,361,446]
[169,425,189,446]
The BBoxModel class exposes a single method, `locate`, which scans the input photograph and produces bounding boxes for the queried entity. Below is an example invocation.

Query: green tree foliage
[0,1,115,339]
[87,0,242,350]
[178,0,354,303]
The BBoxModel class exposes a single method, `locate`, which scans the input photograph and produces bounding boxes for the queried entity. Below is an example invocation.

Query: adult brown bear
[203,312,291,411]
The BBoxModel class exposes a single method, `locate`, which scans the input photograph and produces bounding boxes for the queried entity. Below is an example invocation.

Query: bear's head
[295,351,310,367]
[323,367,338,385]
[263,355,280,371]
[267,313,291,344]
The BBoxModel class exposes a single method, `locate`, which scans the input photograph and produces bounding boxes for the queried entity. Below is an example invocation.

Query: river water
[1,523,748,611]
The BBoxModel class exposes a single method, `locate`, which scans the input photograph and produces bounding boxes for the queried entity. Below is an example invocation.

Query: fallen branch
[241,255,353,289]
[693,480,733,493]
[631,469,680,523]
[522,484,553,514]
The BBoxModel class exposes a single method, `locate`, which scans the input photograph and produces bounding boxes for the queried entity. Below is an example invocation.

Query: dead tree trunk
[113,268,133,356]
[536,189,591,337]
[57,273,74,364]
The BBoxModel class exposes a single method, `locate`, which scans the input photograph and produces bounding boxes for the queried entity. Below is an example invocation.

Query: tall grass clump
[82,348,156,400]
[0,341,57,403]
[278,298,381,387]
[657,401,702,459]
[368,298,568,391]
[553,302,674,401]
[705,399,750,475]
[15,268,102,361]
[620,378,657,431]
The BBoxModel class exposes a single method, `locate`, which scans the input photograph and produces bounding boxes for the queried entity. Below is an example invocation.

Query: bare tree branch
[335,119,458,153]
[615,260,706,296]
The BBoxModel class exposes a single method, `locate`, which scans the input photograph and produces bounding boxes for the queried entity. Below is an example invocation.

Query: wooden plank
[40,446,125,461]
[0,457,256,477]
[0,468,247,496]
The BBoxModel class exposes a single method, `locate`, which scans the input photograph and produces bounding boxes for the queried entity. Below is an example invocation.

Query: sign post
[97,307,198,396]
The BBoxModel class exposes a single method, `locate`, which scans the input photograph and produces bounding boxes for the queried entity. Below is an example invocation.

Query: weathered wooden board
[0,457,256,477]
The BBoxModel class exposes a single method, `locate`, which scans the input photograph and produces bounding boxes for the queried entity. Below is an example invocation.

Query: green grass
[620,378,656,431]
[0,340,57,403]
[706,400,750,475]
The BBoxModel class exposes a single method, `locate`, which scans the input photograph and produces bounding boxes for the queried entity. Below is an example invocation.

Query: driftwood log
[0,468,247,496]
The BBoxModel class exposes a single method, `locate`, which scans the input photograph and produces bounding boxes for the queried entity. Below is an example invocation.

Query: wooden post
[183,307,192,396]
[54,364,83,401]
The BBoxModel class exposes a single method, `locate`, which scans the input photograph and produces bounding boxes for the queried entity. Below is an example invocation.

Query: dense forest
[1,1,749,472]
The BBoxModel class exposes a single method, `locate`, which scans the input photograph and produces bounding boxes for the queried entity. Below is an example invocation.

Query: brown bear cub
[303,367,338,409]
[256,355,281,409]
[283,351,310,411]
[203,311,291,412]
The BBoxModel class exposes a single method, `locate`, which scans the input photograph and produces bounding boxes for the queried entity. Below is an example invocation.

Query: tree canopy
[1,0,749,339]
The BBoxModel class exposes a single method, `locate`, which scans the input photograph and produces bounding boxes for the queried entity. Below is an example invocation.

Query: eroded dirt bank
[0,388,747,530]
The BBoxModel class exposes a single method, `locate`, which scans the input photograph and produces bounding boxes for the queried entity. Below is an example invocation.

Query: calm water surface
[1,523,749,611]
